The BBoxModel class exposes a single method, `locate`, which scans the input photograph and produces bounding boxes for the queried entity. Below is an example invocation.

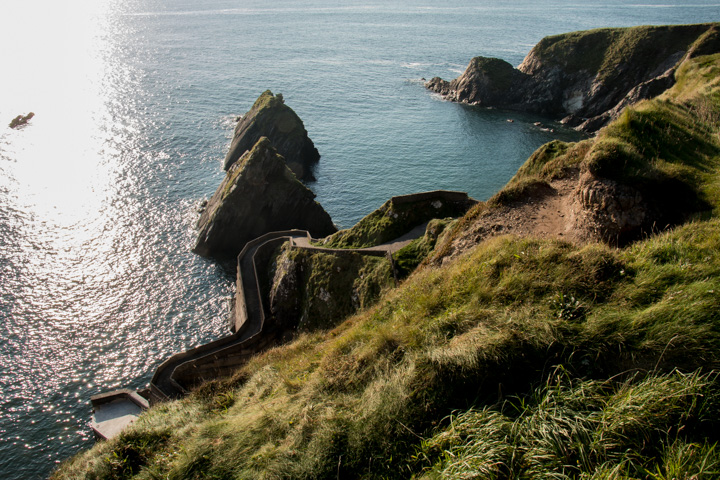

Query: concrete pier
[89,389,149,440]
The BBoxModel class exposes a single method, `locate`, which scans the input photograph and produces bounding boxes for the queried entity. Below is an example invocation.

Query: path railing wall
[150,230,307,402]
[148,193,471,402]
[390,190,473,206]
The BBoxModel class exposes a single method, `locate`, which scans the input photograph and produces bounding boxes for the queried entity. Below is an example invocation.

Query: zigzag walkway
[149,226,426,404]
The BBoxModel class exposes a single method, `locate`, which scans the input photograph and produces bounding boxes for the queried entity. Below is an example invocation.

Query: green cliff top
[528,23,720,82]
[250,89,285,112]
[322,192,474,249]
[497,51,720,213]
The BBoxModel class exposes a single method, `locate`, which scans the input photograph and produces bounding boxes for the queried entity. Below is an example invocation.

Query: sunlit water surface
[0,1,718,478]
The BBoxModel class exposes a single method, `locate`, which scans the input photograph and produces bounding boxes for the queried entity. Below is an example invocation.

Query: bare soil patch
[439,171,592,263]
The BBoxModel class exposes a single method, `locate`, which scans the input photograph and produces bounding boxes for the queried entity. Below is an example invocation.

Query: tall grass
[53,216,720,479]
[420,370,720,479]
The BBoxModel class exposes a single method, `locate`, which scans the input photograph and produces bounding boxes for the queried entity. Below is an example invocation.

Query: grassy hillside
[53,55,720,479]
[526,23,720,82]
[322,194,474,249]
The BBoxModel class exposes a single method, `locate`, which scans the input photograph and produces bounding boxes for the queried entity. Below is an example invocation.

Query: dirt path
[291,222,428,254]
[511,176,578,239]
[442,172,585,262]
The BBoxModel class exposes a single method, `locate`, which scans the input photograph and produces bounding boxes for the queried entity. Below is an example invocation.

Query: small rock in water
[9,112,34,129]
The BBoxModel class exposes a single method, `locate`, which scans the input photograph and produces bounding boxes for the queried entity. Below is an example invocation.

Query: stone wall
[390,190,474,206]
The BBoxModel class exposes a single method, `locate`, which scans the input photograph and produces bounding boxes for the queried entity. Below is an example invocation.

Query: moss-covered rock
[322,191,476,249]
[269,244,393,333]
[224,90,320,181]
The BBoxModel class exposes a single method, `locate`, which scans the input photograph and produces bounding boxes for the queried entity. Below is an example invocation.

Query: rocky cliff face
[427,23,720,132]
[269,245,393,334]
[426,57,530,110]
[193,137,336,259]
[224,90,320,181]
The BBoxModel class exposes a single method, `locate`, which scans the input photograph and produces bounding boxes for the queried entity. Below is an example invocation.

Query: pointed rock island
[193,137,336,259]
[223,90,320,181]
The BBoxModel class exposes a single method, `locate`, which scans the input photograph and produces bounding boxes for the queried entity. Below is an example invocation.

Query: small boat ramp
[89,389,149,440]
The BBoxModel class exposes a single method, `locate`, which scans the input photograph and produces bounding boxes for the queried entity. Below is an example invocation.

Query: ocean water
[0,1,718,478]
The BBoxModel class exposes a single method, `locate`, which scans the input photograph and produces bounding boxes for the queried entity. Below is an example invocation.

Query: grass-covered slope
[523,23,720,82]
[419,370,720,479]
[53,55,720,479]
[54,221,720,479]
[322,193,475,249]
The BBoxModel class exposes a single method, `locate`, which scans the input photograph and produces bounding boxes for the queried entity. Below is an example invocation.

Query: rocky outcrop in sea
[223,90,320,181]
[427,23,720,132]
[193,137,336,259]
[9,112,34,129]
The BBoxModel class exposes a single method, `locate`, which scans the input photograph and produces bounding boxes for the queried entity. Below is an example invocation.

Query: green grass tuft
[419,370,720,479]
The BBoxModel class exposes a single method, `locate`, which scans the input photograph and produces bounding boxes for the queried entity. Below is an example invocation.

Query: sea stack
[193,137,336,259]
[224,90,320,181]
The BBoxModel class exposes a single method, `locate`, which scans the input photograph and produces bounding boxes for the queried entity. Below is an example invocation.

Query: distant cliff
[431,52,720,262]
[193,137,336,259]
[223,90,320,181]
[427,23,720,131]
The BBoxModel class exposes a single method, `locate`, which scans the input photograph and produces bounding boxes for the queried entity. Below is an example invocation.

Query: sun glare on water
[0,0,122,229]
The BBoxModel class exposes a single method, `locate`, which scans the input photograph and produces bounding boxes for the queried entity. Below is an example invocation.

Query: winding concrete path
[291,222,427,253]
[149,226,427,403]
[150,230,307,402]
